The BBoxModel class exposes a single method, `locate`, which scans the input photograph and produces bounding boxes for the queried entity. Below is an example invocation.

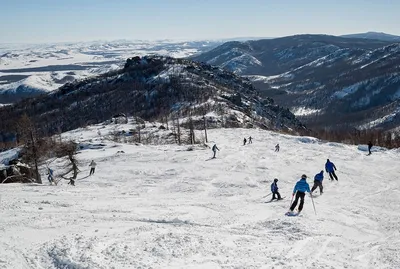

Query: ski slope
[1,127,399,269]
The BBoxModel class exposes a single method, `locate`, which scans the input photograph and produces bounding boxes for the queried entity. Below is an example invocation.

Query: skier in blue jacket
[270,178,282,200]
[311,170,324,194]
[47,168,54,184]
[325,159,338,181]
[289,174,311,213]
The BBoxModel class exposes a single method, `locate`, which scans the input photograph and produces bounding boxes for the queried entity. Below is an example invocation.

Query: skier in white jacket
[89,160,97,176]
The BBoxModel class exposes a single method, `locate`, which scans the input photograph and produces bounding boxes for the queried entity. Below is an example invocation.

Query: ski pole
[289,192,295,209]
[262,193,272,199]
[310,193,317,215]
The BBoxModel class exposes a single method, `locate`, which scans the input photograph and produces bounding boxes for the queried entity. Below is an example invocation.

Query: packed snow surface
[1,128,399,268]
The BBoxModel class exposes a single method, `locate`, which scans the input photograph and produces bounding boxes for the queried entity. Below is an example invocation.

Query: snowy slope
[1,126,399,269]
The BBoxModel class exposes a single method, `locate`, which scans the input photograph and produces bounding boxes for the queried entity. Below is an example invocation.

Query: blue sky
[1,0,399,43]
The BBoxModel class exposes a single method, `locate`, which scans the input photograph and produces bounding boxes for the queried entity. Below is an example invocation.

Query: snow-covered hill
[256,43,400,130]
[192,35,391,76]
[1,126,399,268]
[0,55,305,142]
[0,40,222,103]
[193,35,400,131]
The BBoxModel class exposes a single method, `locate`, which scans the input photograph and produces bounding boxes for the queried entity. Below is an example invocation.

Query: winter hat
[274,178,278,182]
[301,174,307,179]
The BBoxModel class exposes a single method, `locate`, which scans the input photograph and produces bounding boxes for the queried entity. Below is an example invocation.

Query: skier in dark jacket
[68,178,75,186]
[289,174,311,214]
[275,144,280,152]
[325,159,338,181]
[243,138,247,146]
[47,167,54,184]
[212,144,219,158]
[270,178,282,200]
[368,141,373,155]
[311,170,324,194]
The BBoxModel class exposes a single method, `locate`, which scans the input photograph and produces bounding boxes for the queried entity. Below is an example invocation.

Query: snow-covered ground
[1,127,399,269]
[0,41,217,70]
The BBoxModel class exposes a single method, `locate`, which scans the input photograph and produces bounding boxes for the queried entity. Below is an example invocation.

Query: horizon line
[0,31,398,46]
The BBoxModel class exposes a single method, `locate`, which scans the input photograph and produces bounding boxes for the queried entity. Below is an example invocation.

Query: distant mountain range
[341,31,400,42]
[0,56,305,141]
[192,34,400,131]
[0,40,224,103]
[1,32,398,104]
[2,32,400,132]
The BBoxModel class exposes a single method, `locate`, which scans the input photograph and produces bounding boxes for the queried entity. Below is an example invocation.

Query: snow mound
[0,73,68,93]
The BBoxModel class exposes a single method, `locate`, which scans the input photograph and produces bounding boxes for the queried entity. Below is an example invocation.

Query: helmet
[274,178,278,182]
[301,174,307,179]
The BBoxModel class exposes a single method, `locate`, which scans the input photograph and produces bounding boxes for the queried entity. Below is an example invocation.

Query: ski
[285,211,300,217]
[265,197,285,203]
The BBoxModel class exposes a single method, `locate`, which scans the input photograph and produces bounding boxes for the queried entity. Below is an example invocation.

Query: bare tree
[16,114,42,184]
[199,105,209,143]
[203,115,208,143]
[56,141,79,186]
[174,111,181,145]
[136,117,141,143]
[30,130,41,184]
[188,113,195,145]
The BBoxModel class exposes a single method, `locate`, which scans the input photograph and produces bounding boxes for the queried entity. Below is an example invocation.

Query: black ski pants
[89,168,95,175]
[328,171,338,181]
[311,180,323,193]
[290,191,306,211]
[272,191,281,200]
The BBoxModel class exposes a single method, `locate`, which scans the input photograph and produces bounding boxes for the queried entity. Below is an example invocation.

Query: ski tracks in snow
[1,128,400,268]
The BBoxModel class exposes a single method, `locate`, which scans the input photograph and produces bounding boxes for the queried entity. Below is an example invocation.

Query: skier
[47,167,54,184]
[270,178,282,200]
[275,143,280,152]
[311,170,324,194]
[289,174,311,214]
[368,141,373,155]
[248,136,253,144]
[212,144,219,158]
[325,159,338,181]
[89,160,97,176]
[243,138,247,146]
[68,178,75,186]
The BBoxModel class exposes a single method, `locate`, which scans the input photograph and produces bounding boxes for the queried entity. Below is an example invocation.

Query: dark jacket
[271,182,278,192]
[325,161,336,173]
[314,171,324,181]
